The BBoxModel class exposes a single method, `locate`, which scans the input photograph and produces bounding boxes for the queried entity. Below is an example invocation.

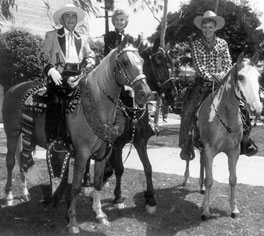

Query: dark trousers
[179,80,211,147]
[45,78,68,142]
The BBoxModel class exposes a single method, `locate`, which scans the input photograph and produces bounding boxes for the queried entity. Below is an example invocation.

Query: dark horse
[2,35,151,233]
[82,40,177,214]
[193,53,262,219]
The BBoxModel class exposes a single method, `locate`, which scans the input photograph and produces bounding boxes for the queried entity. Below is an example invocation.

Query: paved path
[1,114,264,187]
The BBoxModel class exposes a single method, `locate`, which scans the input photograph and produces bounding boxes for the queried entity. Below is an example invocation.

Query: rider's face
[201,20,216,41]
[61,12,77,32]
[113,14,127,32]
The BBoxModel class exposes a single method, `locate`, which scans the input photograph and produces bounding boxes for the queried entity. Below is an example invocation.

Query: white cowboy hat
[53,3,85,25]
[194,10,225,31]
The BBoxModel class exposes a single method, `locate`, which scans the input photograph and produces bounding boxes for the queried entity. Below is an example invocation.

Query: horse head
[139,38,177,107]
[115,34,151,106]
[235,52,262,114]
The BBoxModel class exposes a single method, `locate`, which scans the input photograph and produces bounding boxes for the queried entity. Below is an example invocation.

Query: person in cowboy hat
[38,3,95,143]
[179,10,258,160]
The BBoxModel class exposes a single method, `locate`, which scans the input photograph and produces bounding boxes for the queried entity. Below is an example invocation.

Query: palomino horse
[192,53,262,219]
[2,35,151,233]
[82,41,177,214]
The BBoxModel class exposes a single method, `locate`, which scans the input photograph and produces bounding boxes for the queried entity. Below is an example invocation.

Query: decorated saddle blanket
[20,83,48,113]
[80,79,125,143]
[20,83,82,114]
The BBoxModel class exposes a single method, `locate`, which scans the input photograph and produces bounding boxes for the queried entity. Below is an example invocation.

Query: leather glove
[85,57,95,69]
[48,67,62,86]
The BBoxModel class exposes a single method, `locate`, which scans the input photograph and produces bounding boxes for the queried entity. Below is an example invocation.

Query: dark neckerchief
[115,29,125,35]
[202,35,217,52]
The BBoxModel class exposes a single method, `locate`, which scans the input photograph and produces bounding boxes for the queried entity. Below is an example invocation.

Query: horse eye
[121,60,129,66]
[238,75,244,81]
[154,56,162,65]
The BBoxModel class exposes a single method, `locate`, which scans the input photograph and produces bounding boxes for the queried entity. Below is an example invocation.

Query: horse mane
[86,48,116,85]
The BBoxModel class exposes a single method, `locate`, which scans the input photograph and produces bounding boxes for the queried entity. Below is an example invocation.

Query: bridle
[99,46,146,106]
[149,47,174,96]
[211,64,243,133]
[115,46,146,87]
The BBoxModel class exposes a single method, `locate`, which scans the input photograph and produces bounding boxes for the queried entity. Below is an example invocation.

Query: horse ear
[133,34,143,49]
[152,37,160,53]
[119,35,129,49]
[236,52,244,64]
[251,52,259,65]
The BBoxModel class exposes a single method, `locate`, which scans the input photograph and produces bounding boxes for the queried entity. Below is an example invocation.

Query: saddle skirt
[20,83,82,114]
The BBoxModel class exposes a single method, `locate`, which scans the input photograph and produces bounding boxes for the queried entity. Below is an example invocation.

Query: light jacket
[39,27,95,75]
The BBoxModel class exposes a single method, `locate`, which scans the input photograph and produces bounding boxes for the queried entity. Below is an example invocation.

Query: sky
[88,0,264,40]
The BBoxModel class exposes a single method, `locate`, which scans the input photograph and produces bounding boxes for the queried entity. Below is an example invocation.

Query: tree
[0,0,16,22]
[0,29,43,91]
[149,0,264,61]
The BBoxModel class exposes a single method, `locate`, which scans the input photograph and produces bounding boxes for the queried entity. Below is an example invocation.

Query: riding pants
[179,80,211,148]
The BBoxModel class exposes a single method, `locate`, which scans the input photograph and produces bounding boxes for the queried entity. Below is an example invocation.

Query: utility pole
[104,0,109,34]
[154,0,168,124]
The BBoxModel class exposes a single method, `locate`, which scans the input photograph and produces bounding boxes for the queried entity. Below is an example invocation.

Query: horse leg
[110,145,125,209]
[134,140,156,214]
[183,160,190,186]
[201,147,214,220]
[67,155,87,234]
[228,151,240,218]
[5,133,30,205]
[199,155,205,194]
[93,159,109,225]
[16,139,31,202]
[81,159,93,197]
[4,133,20,206]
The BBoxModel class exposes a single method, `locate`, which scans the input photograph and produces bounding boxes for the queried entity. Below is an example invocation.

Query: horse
[81,41,177,214]
[190,53,262,219]
[2,35,151,234]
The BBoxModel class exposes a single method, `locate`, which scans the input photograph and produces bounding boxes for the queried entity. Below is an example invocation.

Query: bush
[0,28,43,91]
[89,40,104,66]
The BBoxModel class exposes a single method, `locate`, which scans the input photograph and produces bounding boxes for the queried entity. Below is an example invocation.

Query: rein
[116,47,146,87]
[122,105,146,164]
[149,47,171,96]
[211,65,243,133]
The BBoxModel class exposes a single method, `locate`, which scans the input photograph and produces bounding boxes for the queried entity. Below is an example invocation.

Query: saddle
[173,77,195,115]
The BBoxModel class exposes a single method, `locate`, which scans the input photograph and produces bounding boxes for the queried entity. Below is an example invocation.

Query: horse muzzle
[133,78,151,106]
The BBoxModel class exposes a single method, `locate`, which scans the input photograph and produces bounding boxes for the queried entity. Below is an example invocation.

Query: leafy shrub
[0,28,43,91]
[89,39,104,66]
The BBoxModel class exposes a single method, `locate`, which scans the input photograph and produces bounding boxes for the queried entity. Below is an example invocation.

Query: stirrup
[241,137,258,157]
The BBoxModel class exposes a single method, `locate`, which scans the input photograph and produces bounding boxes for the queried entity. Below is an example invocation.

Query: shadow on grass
[102,184,227,236]
[0,178,227,236]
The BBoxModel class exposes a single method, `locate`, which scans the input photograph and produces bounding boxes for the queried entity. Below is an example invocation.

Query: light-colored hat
[53,3,85,25]
[194,10,225,31]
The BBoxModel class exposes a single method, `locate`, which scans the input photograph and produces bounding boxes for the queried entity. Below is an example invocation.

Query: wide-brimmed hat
[194,10,225,31]
[53,3,85,25]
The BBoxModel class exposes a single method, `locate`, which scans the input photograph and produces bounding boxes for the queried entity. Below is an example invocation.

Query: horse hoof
[5,199,14,207]
[114,202,125,209]
[146,204,156,214]
[20,194,31,202]
[67,226,80,234]
[201,214,209,221]
[98,218,110,226]
[200,190,205,194]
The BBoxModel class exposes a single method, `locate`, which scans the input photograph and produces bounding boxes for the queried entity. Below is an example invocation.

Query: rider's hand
[213,74,221,85]
[48,68,62,86]
[85,57,95,69]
